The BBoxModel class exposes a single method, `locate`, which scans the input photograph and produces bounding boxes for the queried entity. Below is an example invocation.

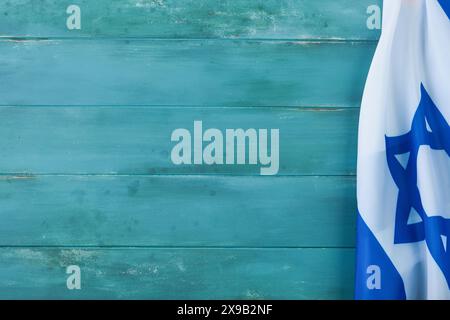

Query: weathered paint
[0,175,356,247]
[0,0,376,299]
[0,40,375,107]
[0,106,358,175]
[0,248,355,299]
[0,0,381,40]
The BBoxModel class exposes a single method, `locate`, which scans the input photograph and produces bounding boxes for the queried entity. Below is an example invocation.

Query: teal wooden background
[0,0,381,299]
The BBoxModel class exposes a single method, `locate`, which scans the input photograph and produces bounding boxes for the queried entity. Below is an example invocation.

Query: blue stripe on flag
[439,0,450,19]
[355,213,406,300]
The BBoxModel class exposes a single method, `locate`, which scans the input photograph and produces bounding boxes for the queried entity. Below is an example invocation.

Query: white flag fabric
[355,0,450,299]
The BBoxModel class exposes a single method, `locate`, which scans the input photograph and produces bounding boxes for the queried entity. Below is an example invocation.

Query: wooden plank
[0,106,358,175]
[0,0,381,40]
[0,40,375,107]
[0,175,356,247]
[0,247,355,299]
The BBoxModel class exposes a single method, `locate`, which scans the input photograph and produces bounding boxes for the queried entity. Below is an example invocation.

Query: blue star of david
[385,85,450,288]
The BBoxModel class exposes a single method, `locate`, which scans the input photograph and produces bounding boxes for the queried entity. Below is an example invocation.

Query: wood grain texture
[0,40,375,107]
[0,0,381,40]
[0,106,358,175]
[0,175,356,247]
[0,0,370,299]
[0,248,354,299]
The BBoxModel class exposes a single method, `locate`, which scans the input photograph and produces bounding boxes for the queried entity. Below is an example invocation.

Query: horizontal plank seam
[0,173,357,178]
[0,105,361,110]
[0,36,379,43]
[0,245,355,249]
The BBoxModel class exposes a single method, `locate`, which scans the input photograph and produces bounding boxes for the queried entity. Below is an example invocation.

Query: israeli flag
[355,0,450,299]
